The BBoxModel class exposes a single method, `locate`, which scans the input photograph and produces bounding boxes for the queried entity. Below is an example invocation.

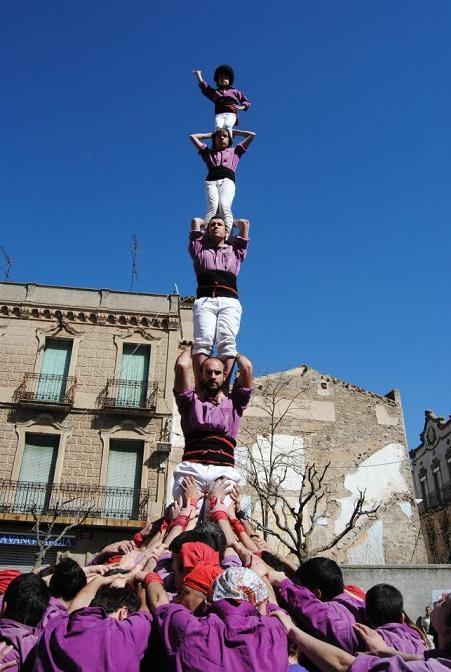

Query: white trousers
[192,297,242,358]
[215,112,237,135]
[172,461,241,512]
[204,178,235,233]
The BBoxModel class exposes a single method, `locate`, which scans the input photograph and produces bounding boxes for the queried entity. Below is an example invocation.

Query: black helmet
[214,64,234,86]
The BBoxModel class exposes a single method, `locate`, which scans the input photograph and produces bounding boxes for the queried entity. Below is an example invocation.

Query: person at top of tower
[194,64,251,135]
[189,127,255,234]
[189,215,249,384]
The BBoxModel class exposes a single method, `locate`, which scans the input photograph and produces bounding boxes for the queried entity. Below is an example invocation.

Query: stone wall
[237,366,427,564]
[341,564,451,620]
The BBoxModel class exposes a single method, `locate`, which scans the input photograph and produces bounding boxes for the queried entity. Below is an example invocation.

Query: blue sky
[1,0,450,449]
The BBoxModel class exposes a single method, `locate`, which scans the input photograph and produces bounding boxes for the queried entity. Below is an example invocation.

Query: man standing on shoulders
[172,345,252,507]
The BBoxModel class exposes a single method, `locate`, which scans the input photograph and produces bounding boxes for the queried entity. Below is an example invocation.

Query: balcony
[15,373,77,408]
[418,482,451,513]
[0,479,151,522]
[101,379,158,414]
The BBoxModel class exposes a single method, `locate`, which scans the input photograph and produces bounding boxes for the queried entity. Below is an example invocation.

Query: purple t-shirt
[377,622,426,654]
[189,230,248,277]
[276,579,361,653]
[175,381,252,441]
[155,599,288,672]
[350,655,451,672]
[0,617,41,667]
[199,81,251,116]
[199,142,246,174]
[31,607,152,672]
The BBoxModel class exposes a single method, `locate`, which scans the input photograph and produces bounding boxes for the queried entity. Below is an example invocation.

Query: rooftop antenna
[0,247,12,281]
[130,235,139,291]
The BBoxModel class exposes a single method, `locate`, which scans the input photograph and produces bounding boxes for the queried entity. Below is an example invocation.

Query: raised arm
[191,217,204,232]
[193,69,205,84]
[189,132,212,151]
[234,219,250,239]
[174,345,193,394]
[235,353,253,388]
[232,129,256,149]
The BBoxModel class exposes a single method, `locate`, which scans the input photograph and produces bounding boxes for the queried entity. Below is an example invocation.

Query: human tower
[172,64,255,509]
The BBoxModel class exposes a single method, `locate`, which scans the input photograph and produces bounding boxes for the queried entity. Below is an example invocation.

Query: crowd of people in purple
[0,498,447,672]
[0,65,448,672]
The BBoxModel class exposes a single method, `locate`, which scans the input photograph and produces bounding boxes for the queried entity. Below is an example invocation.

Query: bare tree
[31,499,93,570]
[239,371,380,564]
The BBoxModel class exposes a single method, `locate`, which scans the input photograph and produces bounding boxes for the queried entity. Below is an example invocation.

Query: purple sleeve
[235,142,248,158]
[236,88,251,109]
[221,555,243,569]
[189,230,203,261]
[232,236,249,263]
[350,656,446,672]
[174,388,195,414]
[155,603,195,654]
[119,611,153,654]
[199,81,218,102]
[231,382,253,414]
[276,579,360,653]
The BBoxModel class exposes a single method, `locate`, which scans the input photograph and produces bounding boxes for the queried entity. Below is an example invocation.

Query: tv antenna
[130,235,139,291]
[0,247,12,281]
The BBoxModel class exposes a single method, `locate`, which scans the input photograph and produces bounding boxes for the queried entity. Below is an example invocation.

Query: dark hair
[3,573,50,626]
[91,586,139,615]
[169,522,227,555]
[260,551,297,581]
[212,128,233,149]
[214,64,234,87]
[49,557,87,601]
[295,557,344,601]
[365,583,404,627]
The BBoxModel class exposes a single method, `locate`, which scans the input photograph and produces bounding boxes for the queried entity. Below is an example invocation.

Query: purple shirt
[40,596,68,628]
[155,599,288,672]
[276,581,426,657]
[199,81,251,116]
[175,381,252,441]
[351,655,451,672]
[189,231,248,276]
[276,579,361,653]
[31,607,152,672]
[0,617,40,668]
[376,622,426,654]
[199,142,246,174]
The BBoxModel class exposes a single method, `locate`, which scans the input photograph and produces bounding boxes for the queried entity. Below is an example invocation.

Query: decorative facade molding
[0,303,179,331]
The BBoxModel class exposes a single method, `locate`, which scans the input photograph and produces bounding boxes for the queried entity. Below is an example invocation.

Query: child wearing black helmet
[194,65,251,136]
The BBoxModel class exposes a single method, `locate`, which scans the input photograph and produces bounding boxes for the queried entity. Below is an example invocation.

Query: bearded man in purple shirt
[172,345,252,508]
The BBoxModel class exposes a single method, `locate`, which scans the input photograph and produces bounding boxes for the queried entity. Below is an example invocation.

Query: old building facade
[215,366,427,564]
[410,411,451,562]
[0,281,427,568]
[0,281,193,569]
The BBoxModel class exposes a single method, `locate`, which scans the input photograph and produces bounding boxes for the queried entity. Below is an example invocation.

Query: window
[103,439,143,518]
[419,475,428,504]
[37,338,73,403]
[14,434,59,513]
[117,344,150,408]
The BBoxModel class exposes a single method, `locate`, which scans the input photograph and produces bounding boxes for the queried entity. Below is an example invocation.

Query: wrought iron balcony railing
[14,373,77,406]
[0,479,151,521]
[102,379,158,411]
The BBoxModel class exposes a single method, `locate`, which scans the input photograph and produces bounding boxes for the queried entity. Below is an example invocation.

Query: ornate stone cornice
[0,303,179,330]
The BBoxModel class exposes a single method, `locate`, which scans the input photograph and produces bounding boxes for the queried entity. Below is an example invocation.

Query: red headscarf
[180,542,220,572]
[184,565,223,595]
[0,570,21,594]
